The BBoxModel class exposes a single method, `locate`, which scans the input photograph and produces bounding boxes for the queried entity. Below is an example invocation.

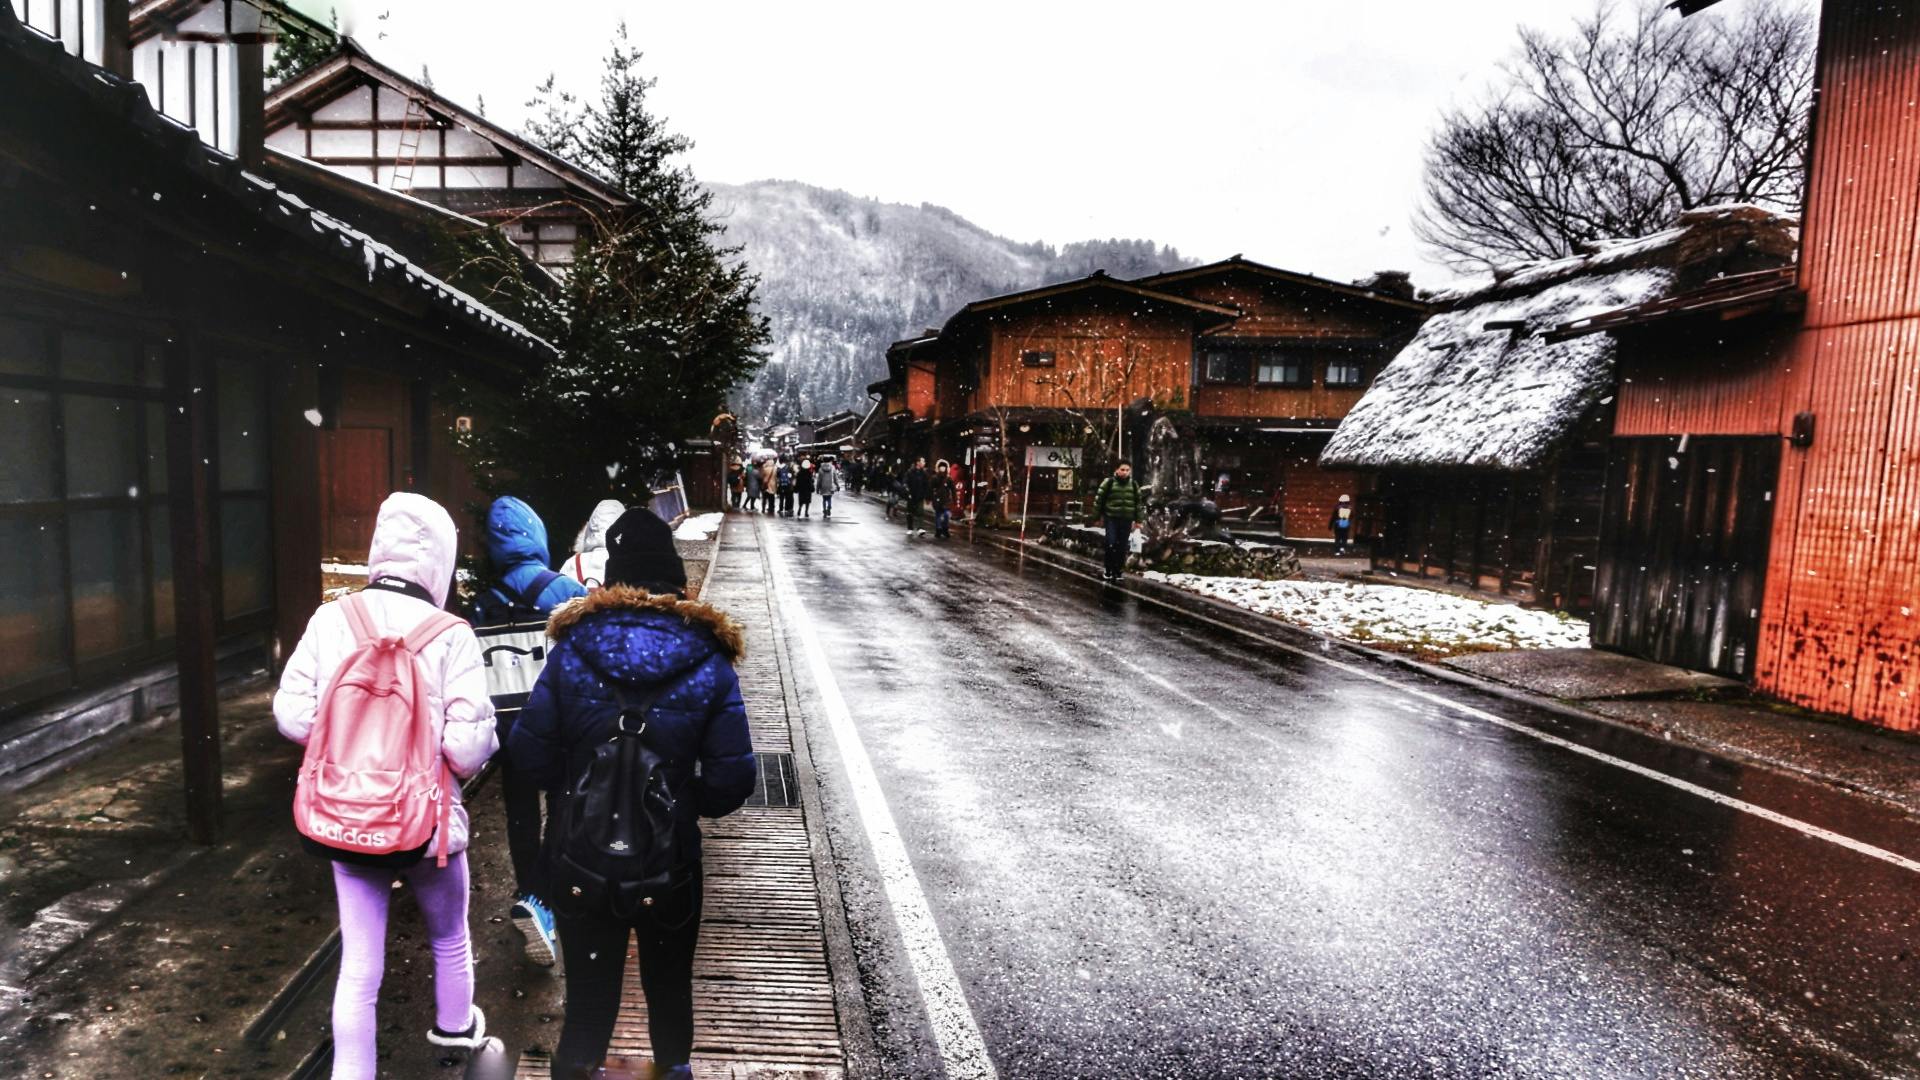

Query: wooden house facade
[1137,260,1429,540]
[261,36,632,273]
[793,409,862,459]
[1569,0,1920,726]
[1322,206,1797,616]
[863,267,1423,525]
[911,274,1239,519]
[0,2,553,828]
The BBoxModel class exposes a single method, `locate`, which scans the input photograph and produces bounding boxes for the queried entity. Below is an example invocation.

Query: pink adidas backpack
[295,593,466,868]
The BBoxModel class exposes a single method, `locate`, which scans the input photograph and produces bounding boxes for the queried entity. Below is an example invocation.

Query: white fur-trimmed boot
[427,1003,487,1050]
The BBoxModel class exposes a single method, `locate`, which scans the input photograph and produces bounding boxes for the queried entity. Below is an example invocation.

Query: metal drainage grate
[746,751,798,807]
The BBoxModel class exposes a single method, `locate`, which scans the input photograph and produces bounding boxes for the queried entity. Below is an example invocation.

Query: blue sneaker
[509,895,558,967]
[652,1065,693,1080]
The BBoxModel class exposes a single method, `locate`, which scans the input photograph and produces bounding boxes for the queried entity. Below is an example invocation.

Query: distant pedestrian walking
[758,459,777,514]
[727,463,746,510]
[776,461,796,517]
[512,508,754,1080]
[932,459,956,539]
[273,493,499,1080]
[817,458,841,518]
[562,499,624,591]
[905,457,930,535]
[796,458,816,518]
[745,461,763,512]
[1330,493,1355,556]
[1094,462,1145,581]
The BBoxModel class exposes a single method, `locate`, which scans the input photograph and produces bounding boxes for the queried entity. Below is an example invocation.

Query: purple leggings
[330,853,473,1080]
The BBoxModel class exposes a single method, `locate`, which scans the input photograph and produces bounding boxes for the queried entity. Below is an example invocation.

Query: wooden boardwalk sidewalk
[520,518,845,1079]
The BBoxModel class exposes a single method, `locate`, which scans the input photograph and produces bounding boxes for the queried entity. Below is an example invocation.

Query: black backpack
[546,684,687,919]
[471,568,560,627]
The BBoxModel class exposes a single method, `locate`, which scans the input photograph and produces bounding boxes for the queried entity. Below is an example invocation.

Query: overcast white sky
[318,0,1619,288]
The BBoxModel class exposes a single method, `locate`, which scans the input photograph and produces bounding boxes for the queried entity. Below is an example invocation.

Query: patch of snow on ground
[674,512,724,541]
[320,561,369,576]
[1146,573,1589,655]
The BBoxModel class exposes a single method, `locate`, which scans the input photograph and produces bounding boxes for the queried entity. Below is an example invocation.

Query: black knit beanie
[603,508,687,594]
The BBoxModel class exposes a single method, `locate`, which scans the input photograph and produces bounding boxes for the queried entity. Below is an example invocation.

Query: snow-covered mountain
[708,180,1195,423]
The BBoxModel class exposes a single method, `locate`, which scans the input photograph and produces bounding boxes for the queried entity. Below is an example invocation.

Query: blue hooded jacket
[510,587,755,864]
[482,496,588,616]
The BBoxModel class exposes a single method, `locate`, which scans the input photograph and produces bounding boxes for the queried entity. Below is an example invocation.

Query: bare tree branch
[1414,0,1814,272]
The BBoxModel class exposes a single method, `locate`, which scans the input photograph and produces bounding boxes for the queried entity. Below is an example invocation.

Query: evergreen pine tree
[263,5,338,86]
[522,73,582,159]
[574,23,690,204]
[451,31,767,536]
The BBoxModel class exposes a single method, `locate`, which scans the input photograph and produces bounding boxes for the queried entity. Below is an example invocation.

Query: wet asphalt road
[751,499,1920,1080]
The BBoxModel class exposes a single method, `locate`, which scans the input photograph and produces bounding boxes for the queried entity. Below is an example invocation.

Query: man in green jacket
[1094,462,1145,581]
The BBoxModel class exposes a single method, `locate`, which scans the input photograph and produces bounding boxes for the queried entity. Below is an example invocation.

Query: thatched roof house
[1322,204,1797,473]
[1320,205,1797,613]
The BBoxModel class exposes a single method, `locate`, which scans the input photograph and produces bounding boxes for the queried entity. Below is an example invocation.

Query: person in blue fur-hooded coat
[511,507,754,1080]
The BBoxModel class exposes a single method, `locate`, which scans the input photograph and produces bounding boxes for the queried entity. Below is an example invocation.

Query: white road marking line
[762,519,999,1080]
[1007,543,1920,877]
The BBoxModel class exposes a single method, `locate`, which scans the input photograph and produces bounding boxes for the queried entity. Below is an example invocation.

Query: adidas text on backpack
[295,593,466,868]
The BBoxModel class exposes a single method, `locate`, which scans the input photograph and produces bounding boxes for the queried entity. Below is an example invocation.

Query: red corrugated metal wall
[1758,0,1920,728]
[1612,327,1794,437]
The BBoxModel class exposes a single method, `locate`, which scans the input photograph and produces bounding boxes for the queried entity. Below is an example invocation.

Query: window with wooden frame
[1254,352,1310,388]
[1021,350,1056,368]
[1326,356,1366,387]
[0,318,173,707]
[1202,350,1251,384]
[215,357,273,622]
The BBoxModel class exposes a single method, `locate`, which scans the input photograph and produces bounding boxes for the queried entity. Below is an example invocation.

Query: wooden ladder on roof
[389,96,430,193]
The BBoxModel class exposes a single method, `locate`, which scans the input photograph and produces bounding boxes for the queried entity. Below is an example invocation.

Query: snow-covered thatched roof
[1321,205,1796,473]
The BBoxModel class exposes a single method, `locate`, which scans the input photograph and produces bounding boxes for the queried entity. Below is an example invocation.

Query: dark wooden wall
[1593,437,1779,678]
[1371,441,1607,616]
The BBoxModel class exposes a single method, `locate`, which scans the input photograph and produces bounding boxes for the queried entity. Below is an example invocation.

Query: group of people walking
[729,455,843,519]
[275,491,753,1080]
[728,453,965,541]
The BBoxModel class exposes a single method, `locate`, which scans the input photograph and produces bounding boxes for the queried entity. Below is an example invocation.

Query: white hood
[573,499,626,555]
[366,492,458,608]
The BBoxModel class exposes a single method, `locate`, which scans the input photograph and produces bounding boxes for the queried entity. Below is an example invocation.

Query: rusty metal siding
[1760,319,1920,728]
[1731,0,1920,731]
[1797,0,1920,327]
[1613,327,1796,436]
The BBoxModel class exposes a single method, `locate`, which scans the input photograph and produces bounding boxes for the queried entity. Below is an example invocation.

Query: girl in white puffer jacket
[273,492,498,1079]
[561,498,625,590]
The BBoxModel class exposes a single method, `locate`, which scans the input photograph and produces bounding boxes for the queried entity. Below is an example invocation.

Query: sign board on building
[1025,445,1082,468]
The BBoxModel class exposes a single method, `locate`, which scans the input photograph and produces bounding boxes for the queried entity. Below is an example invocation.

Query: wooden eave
[956,274,1240,328]
[130,0,331,45]
[1545,267,1804,342]
[886,334,940,355]
[263,39,633,208]
[0,5,557,377]
[257,148,560,296]
[1135,258,1432,315]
